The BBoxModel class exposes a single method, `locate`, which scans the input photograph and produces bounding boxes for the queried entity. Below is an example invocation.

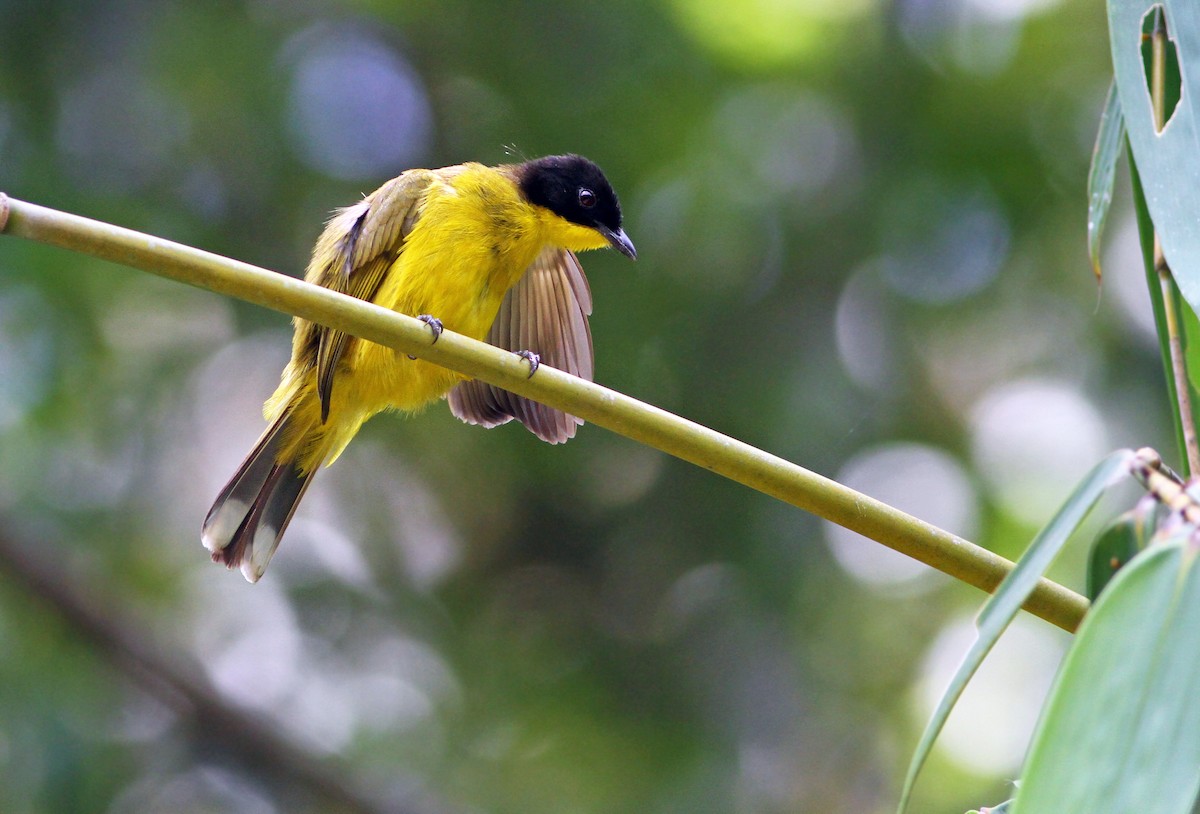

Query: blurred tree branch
[0,522,444,814]
[0,193,1089,632]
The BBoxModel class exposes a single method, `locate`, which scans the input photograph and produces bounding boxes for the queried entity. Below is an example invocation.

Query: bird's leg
[417,314,444,342]
[408,315,444,359]
[515,350,540,378]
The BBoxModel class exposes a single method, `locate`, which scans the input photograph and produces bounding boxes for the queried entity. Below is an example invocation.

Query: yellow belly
[267,165,554,470]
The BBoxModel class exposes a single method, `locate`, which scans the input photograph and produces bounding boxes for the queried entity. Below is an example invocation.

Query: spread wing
[297,169,435,422]
[448,247,594,444]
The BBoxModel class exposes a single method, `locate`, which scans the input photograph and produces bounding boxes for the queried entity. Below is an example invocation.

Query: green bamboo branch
[0,193,1089,632]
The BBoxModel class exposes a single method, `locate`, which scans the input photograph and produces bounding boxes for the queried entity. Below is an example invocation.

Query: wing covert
[299,169,435,421]
[448,247,594,443]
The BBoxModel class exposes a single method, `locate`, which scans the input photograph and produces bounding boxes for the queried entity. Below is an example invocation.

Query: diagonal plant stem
[0,193,1090,632]
[1153,250,1196,474]
[0,523,431,814]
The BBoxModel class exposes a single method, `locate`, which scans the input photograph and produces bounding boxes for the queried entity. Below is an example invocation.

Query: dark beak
[599,226,637,260]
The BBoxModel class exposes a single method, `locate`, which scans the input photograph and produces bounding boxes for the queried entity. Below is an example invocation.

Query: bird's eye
[578,187,596,208]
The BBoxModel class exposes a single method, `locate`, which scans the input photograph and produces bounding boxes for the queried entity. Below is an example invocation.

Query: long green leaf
[1129,155,1194,473]
[896,450,1135,814]
[1012,537,1200,813]
[1088,80,1124,281]
[1129,144,1200,477]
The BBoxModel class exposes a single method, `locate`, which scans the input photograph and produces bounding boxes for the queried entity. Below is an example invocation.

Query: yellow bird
[202,155,635,581]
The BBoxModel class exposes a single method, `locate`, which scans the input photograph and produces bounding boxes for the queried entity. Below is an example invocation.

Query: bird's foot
[515,349,540,378]
[408,315,444,359]
[418,314,444,342]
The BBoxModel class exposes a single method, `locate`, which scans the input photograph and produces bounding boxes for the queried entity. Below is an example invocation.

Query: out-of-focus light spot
[918,293,1091,416]
[880,181,1009,304]
[56,68,189,191]
[916,615,1067,774]
[177,162,230,222]
[187,574,303,710]
[710,87,859,208]
[468,722,521,761]
[946,20,1018,75]
[668,0,879,69]
[1105,216,1158,345]
[349,672,435,733]
[737,743,800,810]
[100,279,235,359]
[637,86,858,271]
[835,264,901,393]
[634,174,690,263]
[659,564,738,636]
[969,378,1109,525]
[896,0,1069,74]
[636,170,772,292]
[284,668,357,753]
[675,608,806,744]
[191,332,291,505]
[895,0,1060,75]
[434,76,516,159]
[109,767,278,814]
[44,426,139,510]
[323,442,462,590]
[110,690,175,744]
[154,331,288,548]
[581,443,665,509]
[964,0,1061,22]
[351,634,459,733]
[376,461,461,590]
[826,443,978,589]
[0,287,54,430]
[285,515,374,589]
[282,24,432,180]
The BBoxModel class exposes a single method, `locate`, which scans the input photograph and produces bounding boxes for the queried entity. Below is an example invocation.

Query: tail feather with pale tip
[202,412,317,582]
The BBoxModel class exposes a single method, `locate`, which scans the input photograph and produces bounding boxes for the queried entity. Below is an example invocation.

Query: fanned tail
[201,411,319,582]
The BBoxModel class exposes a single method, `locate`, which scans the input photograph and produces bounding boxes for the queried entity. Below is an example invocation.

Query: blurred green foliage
[0,0,1162,812]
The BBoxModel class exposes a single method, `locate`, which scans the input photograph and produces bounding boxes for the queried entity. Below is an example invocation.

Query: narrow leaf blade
[1129,154,1194,473]
[896,450,1132,813]
[1087,80,1124,281]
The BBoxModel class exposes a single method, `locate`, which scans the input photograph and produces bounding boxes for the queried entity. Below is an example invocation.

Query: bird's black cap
[517,154,636,259]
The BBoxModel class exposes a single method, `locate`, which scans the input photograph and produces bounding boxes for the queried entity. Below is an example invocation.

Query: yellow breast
[375,164,546,335]
[332,165,555,425]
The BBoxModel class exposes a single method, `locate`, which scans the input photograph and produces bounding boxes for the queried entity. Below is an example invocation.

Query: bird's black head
[517,154,636,258]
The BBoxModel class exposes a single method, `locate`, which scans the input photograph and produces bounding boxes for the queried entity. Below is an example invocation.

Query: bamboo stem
[0,193,1090,632]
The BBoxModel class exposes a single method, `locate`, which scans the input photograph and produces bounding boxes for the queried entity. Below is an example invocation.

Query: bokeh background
[0,1,1165,812]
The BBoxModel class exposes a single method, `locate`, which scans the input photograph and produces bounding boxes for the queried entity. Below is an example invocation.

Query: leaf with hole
[1110,1,1200,312]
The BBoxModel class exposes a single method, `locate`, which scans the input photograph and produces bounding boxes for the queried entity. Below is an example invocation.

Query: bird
[202,154,635,582]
